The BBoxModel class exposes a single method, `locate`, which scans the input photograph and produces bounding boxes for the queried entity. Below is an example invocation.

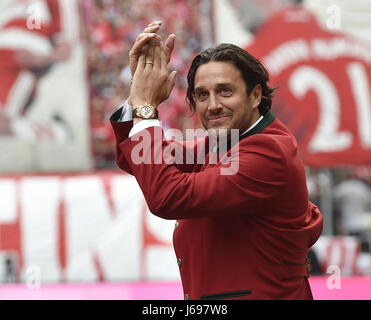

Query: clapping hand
[129,21,176,77]
[128,22,177,110]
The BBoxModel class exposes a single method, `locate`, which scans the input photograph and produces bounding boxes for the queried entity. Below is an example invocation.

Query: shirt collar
[240,115,264,137]
[239,111,276,141]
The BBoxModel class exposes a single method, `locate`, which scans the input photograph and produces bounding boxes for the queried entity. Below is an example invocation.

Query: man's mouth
[207,115,231,124]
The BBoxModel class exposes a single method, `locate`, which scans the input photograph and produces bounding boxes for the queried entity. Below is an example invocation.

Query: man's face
[194,61,261,138]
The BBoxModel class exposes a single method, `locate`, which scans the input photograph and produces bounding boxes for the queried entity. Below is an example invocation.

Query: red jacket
[110,110,323,300]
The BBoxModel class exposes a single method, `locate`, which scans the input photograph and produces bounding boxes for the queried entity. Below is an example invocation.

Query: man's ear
[251,84,262,110]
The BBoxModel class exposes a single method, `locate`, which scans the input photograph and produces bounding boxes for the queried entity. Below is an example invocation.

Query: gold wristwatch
[132,103,158,119]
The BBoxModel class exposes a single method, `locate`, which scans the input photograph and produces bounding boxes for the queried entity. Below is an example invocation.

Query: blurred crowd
[82,0,203,169]
[307,166,371,244]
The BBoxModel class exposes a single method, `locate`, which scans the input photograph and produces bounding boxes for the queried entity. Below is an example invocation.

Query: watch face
[140,105,154,118]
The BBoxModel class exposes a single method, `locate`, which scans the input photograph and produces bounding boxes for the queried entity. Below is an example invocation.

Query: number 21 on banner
[289,62,371,153]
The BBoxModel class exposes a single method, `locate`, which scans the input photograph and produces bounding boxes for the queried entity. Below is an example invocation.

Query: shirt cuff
[119,99,133,121]
[129,119,162,137]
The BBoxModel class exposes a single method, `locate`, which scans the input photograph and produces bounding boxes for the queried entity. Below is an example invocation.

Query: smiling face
[194,61,262,138]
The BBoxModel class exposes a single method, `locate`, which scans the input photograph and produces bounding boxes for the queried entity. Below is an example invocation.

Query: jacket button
[174,221,179,230]
[177,258,182,267]
[184,293,189,300]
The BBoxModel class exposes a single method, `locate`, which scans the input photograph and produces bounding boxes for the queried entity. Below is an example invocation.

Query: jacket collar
[239,111,275,142]
[211,111,276,153]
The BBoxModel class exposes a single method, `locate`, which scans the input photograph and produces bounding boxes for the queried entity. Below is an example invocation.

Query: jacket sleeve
[116,126,288,219]
[110,112,207,175]
[110,108,134,174]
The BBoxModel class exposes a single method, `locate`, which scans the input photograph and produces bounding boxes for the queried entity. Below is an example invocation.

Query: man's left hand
[130,36,177,109]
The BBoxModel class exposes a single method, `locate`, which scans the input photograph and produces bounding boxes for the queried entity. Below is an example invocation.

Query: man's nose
[207,93,221,113]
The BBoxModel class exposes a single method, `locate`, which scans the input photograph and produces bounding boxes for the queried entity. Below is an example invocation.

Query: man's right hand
[130,36,177,114]
[129,21,176,78]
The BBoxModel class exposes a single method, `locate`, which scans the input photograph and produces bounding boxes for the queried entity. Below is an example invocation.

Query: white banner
[0,172,180,283]
[1,173,371,284]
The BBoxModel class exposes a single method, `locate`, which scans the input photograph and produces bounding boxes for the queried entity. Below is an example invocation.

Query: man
[110,22,323,300]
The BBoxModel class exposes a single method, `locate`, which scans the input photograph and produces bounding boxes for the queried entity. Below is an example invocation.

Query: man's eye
[198,91,208,98]
[220,88,231,94]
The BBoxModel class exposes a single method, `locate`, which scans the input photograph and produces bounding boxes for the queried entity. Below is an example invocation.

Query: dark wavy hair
[186,43,275,116]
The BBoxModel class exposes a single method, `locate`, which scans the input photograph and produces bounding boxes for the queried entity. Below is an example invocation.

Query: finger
[129,34,156,74]
[134,32,153,44]
[143,24,161,34]
[153,38,162,69]
[148,21,162,27]
[137,45,148,70]
[164,34,176,63]
[130,33,156,58]
[160,41,168,70]
[145,39,156,68]
[166,71,177,97]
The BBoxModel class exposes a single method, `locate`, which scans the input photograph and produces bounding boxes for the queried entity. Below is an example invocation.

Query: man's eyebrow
[194,83,233,92]
[194,86,205,92]
[215,82,234,89]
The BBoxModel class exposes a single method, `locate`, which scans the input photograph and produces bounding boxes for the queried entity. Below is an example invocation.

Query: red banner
[246,7,371,167]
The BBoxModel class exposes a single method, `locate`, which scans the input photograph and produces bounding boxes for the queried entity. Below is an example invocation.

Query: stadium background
[1,0,371,299]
